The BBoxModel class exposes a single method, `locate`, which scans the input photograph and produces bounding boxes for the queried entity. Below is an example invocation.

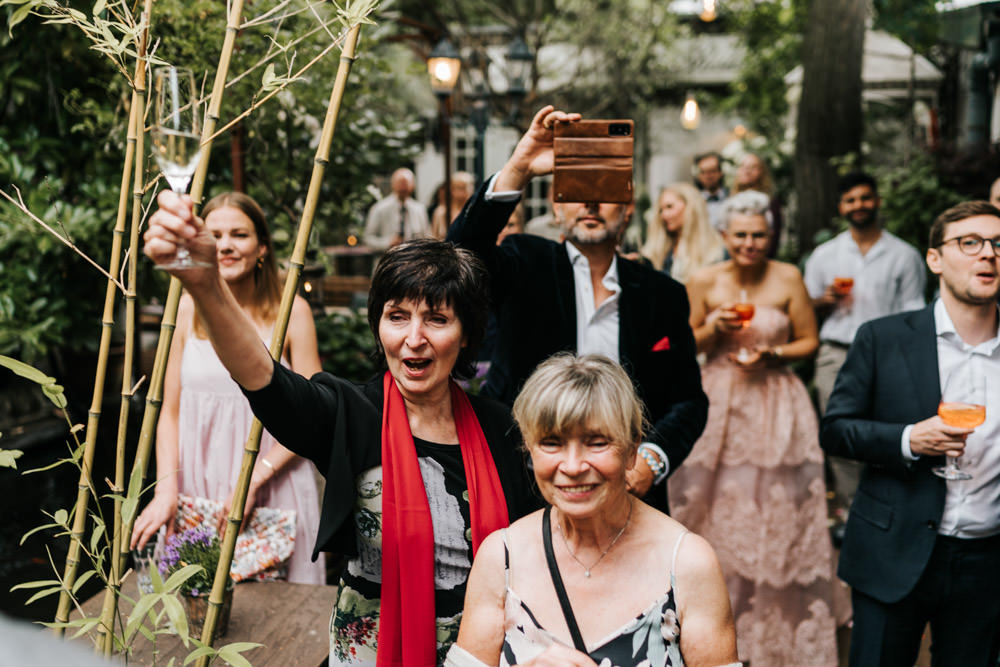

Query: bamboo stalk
[52,9,148,633]
[195,22,364,659]
[119,0,249,562]
[96,7,152,650]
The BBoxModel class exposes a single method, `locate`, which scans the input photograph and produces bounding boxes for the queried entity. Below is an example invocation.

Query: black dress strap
[542,506,587,652]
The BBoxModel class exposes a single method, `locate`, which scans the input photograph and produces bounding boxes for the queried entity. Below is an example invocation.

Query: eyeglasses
[939,235,1000,256]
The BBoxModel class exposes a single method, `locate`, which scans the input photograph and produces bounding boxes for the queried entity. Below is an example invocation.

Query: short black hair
[367,238,489,380]
[837,172,878,197]
[928,200,1000,249]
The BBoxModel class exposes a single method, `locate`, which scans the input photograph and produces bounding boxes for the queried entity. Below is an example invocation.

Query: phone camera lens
[609,123,631,137]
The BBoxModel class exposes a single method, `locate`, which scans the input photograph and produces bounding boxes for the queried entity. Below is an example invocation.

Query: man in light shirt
[821,200,1000,666]
[805,172,926,521]
[448,106,707,515]
[694,151,728,232]
[363,167,430,250]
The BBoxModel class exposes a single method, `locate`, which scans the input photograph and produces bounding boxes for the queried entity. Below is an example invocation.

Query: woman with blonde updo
[641,182,725,284]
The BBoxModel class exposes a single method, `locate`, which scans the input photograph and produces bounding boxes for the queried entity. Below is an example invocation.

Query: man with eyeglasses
[804,171,926,535]
[821,200,1000,666]
[694,151,728,232]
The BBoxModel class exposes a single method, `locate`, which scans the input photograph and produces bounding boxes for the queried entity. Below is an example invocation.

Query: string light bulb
[700,0,717,22]
[680,94,701,130]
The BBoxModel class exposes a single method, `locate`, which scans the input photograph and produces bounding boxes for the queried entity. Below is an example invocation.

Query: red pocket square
[652,336,670,351]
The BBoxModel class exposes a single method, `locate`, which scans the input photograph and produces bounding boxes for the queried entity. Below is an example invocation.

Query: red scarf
[378,371,509,667]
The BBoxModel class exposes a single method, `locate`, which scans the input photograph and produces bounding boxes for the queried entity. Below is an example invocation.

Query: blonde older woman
[642,182,725,283]
[448,354,739,667]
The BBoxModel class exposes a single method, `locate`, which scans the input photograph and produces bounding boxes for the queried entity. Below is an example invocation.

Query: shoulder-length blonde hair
[512,354,645,461]
[641,182,724,283]
[732,152,775,197]
[193,192,282,338]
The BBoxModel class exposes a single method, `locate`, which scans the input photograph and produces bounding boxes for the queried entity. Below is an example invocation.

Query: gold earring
[256,256,264,269]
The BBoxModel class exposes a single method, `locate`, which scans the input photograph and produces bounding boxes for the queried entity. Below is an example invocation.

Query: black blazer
[243,362,540,560]
[448,181,708,513]
[820,305,946,604]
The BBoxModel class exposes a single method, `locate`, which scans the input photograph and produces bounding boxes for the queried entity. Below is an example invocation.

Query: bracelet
[770,345,783,358]
[638,445,665,477]
[260,458,276,475]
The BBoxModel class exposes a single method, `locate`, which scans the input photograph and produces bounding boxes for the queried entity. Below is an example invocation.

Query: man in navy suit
[448,106,707,513]
[821,200,1000,666]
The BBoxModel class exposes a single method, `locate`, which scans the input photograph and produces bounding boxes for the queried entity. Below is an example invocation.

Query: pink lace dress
[178,335,325,584]
[668,306,842,666]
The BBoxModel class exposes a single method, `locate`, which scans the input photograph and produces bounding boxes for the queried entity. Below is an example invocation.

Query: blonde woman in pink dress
[130,192,325,584]
[668,191,843,665]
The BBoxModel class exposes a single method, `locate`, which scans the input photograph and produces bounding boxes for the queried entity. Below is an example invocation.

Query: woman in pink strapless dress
[669,191,845,666]
[130,192,324,584]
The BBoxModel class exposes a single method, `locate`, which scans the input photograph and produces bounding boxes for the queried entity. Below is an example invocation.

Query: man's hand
[626,452,655,496]
[494,105,581,192]
[908,415,973,458]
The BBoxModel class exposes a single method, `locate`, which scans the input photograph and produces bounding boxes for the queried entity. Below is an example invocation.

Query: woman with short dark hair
[144,194,539,666]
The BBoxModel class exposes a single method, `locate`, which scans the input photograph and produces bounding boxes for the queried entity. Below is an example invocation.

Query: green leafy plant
[315,308,378,383]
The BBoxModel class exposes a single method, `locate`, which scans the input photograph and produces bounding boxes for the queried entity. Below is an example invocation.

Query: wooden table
[79,581,337,666]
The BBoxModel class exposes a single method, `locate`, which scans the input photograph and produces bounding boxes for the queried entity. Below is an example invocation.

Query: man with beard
[805,171,926,527]
[821,201,1000,666]
[448,106,707,514]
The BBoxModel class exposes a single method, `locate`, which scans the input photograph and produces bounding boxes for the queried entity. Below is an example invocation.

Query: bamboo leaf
[41,382,67,409]
[261,63,277,91]
[89,520,105,553]
[24,585,64,606]
[162,595,188,642]
[125,594,158,641]
[92,0,105,15]
[216,646,256,667]
[10,578,62,590]
[0,354,53,385]
[164,564,202,592]
[70,617,102,639]
[7,4,34,34]
[182,646,217,665]
[0,448,23,469]
[20,522,57,544]
[136,622,155,642]
[53,508,68,527]
[71,568,96,594]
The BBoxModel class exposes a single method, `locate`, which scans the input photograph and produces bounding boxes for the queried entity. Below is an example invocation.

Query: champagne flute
[150,66,211,269]
[734,289,754,362]
[933,363,986,481]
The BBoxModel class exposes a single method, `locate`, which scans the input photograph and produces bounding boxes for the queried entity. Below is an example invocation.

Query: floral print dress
[329,438,475,665]
[500,529,688,667]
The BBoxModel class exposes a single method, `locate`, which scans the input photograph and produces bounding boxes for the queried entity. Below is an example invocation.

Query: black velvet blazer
[243,362,540,560]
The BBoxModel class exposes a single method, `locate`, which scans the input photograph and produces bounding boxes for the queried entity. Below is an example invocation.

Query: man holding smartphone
[448,106,708,512]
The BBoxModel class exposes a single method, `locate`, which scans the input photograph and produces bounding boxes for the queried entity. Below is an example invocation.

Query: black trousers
[849,534,1000,667]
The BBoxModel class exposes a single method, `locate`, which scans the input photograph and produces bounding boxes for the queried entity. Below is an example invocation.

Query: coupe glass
[150,66,211,269]
[734,289,755,363]
[933,363,986,481]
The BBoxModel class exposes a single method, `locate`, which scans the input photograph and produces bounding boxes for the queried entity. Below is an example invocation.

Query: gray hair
[722,190,773,230]
[512,354,645,460]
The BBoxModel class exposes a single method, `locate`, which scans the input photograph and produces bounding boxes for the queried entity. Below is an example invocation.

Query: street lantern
[428,38,461,97]
[505,34,533,122]
[428,37,461,227]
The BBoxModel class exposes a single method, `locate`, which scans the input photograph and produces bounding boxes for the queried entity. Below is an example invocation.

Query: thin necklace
[557,499,633,578]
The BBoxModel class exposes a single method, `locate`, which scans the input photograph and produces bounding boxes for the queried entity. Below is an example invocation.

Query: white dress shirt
[804,229,926,344]
[901,299,1000,538]
[565,242,621,363]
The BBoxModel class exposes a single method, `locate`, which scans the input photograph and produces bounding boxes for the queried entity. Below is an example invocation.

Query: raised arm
[144,190,274,390]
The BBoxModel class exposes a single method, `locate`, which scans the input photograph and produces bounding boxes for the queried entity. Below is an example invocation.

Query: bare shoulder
[770,259,803,282]
[176,293,196,333]
[672,529,722,578]
[687,262,723,290]
[290,294,314,318]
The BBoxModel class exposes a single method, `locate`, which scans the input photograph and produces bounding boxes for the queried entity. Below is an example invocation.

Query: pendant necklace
[557,498,633,578]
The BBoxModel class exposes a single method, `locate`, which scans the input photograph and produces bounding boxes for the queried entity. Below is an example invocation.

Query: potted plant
[158,525,235,640]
